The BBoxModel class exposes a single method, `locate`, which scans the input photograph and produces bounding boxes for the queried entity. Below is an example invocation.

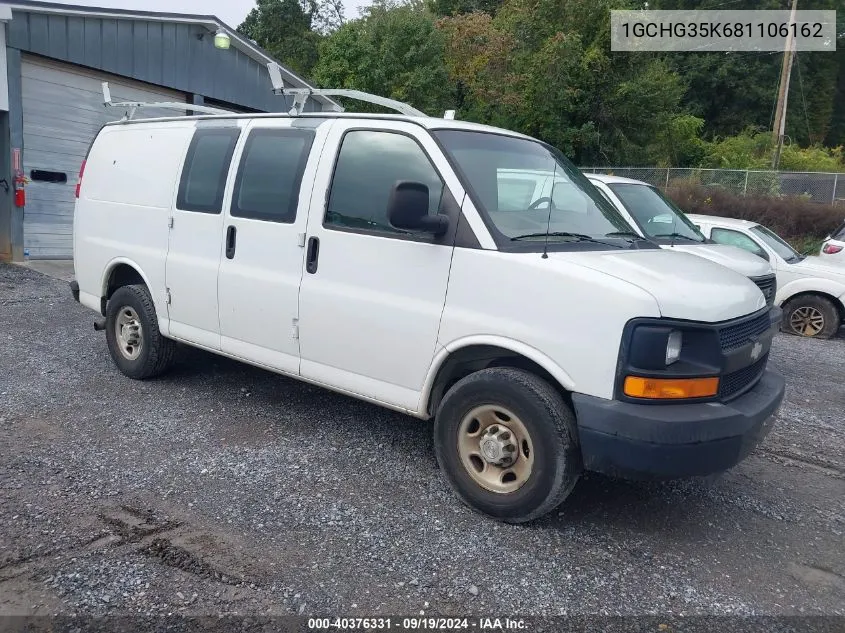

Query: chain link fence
[581,167,845,206]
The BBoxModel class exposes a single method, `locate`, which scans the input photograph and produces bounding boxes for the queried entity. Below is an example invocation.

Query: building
[0,0,334,261]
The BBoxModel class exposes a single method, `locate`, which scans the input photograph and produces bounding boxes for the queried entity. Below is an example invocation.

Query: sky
[48,0,370,27]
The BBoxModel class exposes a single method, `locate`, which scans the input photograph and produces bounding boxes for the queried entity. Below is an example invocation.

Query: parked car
[689,215,845,339]
[586,174,777,305]
[820,219,845,264]
[70,92,784,523]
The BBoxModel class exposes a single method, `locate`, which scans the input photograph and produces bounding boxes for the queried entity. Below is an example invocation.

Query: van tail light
[75,160,86,198]
[822,242,843,255]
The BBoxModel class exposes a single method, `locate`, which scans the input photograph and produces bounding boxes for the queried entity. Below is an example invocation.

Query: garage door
[22,56,187,259]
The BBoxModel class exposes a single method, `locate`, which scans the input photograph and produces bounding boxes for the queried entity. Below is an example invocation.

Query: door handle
[306,236,320,274]
[225,225,237,259]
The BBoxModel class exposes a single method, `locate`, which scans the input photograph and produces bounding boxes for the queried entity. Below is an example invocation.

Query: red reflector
[823,243,843,255]
[75,160,86,198]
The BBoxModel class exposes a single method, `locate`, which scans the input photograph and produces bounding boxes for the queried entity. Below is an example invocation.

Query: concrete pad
[15,259,75,282]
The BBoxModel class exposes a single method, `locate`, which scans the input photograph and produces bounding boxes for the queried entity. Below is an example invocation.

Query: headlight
[666,330,682,365]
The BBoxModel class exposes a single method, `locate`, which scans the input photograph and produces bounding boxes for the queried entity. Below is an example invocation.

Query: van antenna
[542,159,559,260]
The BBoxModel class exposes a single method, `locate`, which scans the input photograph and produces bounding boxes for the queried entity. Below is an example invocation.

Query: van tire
[434,367,582,523]
[105,284,176,379]
[782,294,840,339]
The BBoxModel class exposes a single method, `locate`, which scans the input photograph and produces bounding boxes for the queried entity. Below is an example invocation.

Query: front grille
[720,353,768,400]
[718,311,771,351]
[751,274,777,306]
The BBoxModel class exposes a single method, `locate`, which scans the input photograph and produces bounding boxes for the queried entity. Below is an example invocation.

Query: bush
[667,181,845,247]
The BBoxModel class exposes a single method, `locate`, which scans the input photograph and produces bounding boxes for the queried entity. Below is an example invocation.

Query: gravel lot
[1,263,843,619]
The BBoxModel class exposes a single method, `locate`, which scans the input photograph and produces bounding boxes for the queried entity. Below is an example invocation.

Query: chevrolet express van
[70,95,785,522]
[586,174,778,305]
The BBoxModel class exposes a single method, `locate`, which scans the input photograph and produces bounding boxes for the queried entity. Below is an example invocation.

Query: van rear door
[216,119,330,373]
[166,123,242,349]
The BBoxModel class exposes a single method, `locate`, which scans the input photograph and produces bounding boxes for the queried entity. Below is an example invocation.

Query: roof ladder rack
[266,62,427,118]
[102,82,231,121]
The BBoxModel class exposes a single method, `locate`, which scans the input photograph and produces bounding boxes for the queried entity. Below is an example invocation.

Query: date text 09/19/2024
[308,617,528,630]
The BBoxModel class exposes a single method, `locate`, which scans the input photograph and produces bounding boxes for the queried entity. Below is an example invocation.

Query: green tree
[238,0,321,76]
[438,0,690,164]
[313,0,453,116]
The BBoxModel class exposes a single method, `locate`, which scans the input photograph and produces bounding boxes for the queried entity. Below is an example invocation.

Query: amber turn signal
[623,375,719,399]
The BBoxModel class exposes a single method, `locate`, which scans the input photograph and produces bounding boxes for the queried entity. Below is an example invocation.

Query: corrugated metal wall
[3,7,326,261]
[21,56,187,259]
[6,10,319,114]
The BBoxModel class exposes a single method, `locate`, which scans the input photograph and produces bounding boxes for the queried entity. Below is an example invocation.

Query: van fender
[99,257,171,336]
[419,335,577,416]
[100,257,153,298]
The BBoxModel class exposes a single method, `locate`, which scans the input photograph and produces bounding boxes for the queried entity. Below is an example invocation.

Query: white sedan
[689,214,845,339]
[820,219,845,264]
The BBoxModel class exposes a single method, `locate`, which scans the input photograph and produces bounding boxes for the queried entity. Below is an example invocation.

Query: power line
[794,52,812,143]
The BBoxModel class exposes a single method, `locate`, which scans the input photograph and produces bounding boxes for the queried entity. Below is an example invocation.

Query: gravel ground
[1,263,843,619]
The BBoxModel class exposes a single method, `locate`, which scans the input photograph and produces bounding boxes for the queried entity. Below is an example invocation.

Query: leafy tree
[313,0,453,116]
[438,0,690,164]
[238,0,320,76]
[428,0,504,18]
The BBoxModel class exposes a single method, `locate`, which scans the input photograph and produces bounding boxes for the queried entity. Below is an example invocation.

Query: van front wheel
[434,367,582,523]
[105,284,176,379]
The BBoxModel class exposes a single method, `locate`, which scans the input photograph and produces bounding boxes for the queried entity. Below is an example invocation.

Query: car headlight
[666,330,682,365]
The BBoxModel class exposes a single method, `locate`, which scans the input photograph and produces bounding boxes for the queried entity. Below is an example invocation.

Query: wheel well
[427,345,571,417]
[102,264,145,315]
[783,291,845,323]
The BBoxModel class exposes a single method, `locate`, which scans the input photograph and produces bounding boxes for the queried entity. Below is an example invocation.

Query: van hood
[662,243,773,278]
[549,249,766,322]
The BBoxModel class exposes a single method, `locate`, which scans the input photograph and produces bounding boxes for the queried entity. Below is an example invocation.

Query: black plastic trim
[614,306,781,405]
[69,280,80,303]
[573,370,785,479]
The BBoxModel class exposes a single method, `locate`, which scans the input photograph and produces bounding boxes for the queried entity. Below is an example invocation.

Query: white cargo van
[70,80,784,522]
[586,174,778,305]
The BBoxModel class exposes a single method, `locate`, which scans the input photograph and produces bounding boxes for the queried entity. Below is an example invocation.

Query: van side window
[325,130,443,235]
[230,128,314,223]
[177,128,241,214]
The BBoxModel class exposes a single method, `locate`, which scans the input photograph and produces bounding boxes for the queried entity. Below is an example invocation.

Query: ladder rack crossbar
[267,62,426,117]
[101,82,231,120]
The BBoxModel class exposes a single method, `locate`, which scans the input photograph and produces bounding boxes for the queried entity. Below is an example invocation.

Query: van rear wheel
[434,367,582,523]
[105,284,176,379]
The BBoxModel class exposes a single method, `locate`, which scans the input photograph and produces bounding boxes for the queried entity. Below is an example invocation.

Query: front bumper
[572,369,785,479]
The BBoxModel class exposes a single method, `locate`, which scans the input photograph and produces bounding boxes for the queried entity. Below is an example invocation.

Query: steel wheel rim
[115,306,143,360]
[457,405,534,494]
[789,306,825,337]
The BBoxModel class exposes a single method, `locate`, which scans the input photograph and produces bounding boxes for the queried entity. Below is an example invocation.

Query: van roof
[104,111,533,139]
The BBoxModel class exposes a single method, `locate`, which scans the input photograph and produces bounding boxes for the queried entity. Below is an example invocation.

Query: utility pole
[772,0,799,169]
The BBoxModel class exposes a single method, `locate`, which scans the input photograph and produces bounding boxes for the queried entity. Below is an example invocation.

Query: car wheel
[434,367,582,523]
[782,295,841,339]
[105,284,176,379]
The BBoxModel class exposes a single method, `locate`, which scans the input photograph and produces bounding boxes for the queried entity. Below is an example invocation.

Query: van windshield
[607,183,705,243]
[433,130,635,246]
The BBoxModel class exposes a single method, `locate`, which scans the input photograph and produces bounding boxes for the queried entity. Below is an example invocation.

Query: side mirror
[388,181,449,236]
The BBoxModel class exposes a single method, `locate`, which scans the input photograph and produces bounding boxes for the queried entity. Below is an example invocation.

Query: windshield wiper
[604,231,645,240]
[510,232,624,248]
[652,232,701,242]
